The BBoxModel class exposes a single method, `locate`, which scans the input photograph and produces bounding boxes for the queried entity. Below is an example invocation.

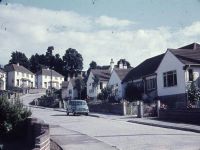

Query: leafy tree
[53,54,63,74]
[87,61,97,75]
[29,53,42,73]
[63,48,83,77]
[45,46,55,69]
[117,59,131,68]
[97,87,112,101]
[9,51,30,69]
[187,82,200,104]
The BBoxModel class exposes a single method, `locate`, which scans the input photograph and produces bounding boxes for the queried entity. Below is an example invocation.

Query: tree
[9,51,30,69]
[45,46,55,69]
[53,54,63,74]
[187,82,200,104]
[117,59,131,68]
[87,61,97,75]
[29,53,42,73]
[97,87,112,101]
[63,48,83,77]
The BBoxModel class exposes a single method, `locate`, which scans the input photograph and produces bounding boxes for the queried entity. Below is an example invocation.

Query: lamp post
[50,67,52,96]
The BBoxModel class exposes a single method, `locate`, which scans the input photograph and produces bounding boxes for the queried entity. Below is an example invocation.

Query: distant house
[4,63,35,89]
[36,68,64,89]
[0,68,6,90]
[62,76,82,100]
[108,64,132,100]
[123,54,164,101]
[87,59,114,99]
[156,43,200,107]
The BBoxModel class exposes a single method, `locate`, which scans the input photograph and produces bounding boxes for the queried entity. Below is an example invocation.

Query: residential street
[22,94,200,150]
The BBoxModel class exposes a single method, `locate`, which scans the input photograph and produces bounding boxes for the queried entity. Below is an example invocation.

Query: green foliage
[0,97,31,137]
[125,83,143,102]
[188,82,200,103]
[63,48,83,76]
[9,51,30,69]
[97,87,112,101]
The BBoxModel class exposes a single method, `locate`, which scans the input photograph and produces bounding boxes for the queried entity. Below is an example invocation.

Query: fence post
[157,100,160,118]
[138,100,143,118]
[123,101,127,116]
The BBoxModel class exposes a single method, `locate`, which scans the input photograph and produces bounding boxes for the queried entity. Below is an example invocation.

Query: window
[31,75,33,78]
[55,77,58,80]
[26,73,29,78]
[45,75,47,79]
[17,79,20,86]
[188,69,193,81]
[69,89,72,94]
[44,82,47,88]
[17,72,19,76]
[22,73,25,77]
[163,70,177,87]
[31,82,33,87]
[146,78,156,90]
[100,82,103,89]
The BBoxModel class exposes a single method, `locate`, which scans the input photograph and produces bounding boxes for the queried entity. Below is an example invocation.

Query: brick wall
[26,118,50,150]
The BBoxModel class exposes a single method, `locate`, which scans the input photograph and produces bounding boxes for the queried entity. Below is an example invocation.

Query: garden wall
[159,109,200,124]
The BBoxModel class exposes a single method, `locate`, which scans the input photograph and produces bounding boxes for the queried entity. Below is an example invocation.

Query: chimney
[119,60,123,69]
[109,58,114,72]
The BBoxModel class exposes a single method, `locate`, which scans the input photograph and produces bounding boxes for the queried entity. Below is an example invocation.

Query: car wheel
[73,112,76,116]
[85,113,88,116]
[66,112,69,116]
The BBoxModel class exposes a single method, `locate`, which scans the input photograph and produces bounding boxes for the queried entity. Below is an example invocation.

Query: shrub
[0,96,31,138]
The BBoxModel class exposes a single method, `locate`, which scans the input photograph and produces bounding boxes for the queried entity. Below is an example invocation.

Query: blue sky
[0,0,200,69]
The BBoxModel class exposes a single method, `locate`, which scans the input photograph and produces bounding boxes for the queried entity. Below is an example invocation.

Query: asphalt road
[22,94,200,150]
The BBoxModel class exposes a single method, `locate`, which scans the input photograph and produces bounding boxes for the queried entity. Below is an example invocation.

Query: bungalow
[156,43,200,108]
[61,76,83,100]
[36,68,64,89]
[123,54,164,102]
[87,59,114,99]
[4,63,35,89]
[0,68,6,90]
[108,61,132,100]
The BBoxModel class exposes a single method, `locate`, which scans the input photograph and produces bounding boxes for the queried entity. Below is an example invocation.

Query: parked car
[66,100,89,116]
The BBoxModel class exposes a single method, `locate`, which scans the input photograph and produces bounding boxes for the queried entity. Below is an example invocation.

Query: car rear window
[69,101,86,105]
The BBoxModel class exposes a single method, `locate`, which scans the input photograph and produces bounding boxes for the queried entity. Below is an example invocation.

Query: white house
[156,43,200,108]
[0,68,6,90]
[108,66,132,100]
[4,63,35,89]
[36,68,64,89]
[123,54,164,102]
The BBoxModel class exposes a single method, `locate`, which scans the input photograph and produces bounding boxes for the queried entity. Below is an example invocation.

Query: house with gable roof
[108,60,132,100]
[0,68,6,90]
[123,54,164,101]
[156,43,200,107]
[36,68,64,89]
[87,59,114,99]
[4,63,35,89]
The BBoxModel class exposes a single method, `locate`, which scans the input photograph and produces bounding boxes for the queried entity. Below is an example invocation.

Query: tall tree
[9,51,30,69]
[29,53,42,73]
[63,48,83,77]
[87,60,97,75]
[45,46,55,68]
[53,54,63,74]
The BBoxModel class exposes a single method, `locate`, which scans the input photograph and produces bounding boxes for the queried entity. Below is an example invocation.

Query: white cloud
[0,4,200,70]
[95,15,134,28]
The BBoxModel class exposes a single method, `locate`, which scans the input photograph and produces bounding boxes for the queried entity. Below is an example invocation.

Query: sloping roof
[178,43,200,50]
[36,69,64,77]
[4,64,34,75]
[114,68,132,81]
[169,43,200,65]
[91,69,111,81]
[123,54,164,82]
[62,81,69,88]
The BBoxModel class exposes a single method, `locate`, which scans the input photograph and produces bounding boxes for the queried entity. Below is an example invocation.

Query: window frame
[163,70,177,87]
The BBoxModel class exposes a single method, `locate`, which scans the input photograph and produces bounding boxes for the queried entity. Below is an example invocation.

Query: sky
[0,0,200,70]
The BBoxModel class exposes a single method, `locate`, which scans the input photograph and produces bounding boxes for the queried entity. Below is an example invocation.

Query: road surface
[22,94,200,150]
